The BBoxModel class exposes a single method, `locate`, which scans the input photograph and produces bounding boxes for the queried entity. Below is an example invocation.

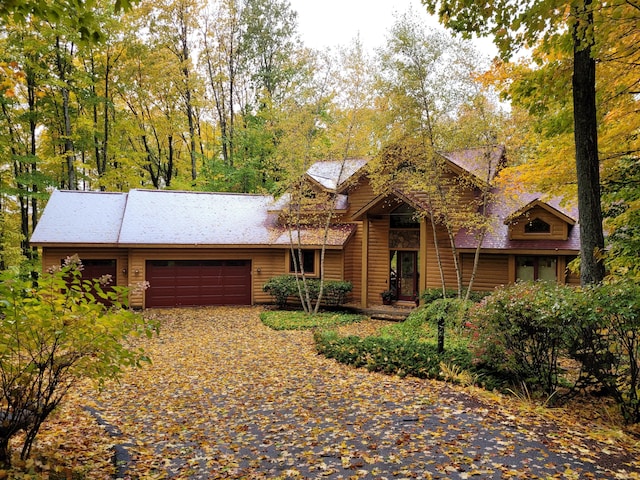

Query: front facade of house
[31,148,581,309]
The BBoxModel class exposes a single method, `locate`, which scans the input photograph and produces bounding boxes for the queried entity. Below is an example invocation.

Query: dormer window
[524,218,551,234]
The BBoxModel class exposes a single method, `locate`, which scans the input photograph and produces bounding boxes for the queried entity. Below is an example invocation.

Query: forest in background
[0,0,638,282]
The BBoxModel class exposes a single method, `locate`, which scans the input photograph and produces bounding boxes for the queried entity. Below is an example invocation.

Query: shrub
[262,275,352,308]
[419,288,490,304]
[0,256,157,467]
[567,281,640,423]
[467,281,576,397]
[314,330,472,380]
[425,298,473,353]
[322,280,353,306]
[262,275,299,308]
[419,288,458,304]
[379,307,431,342]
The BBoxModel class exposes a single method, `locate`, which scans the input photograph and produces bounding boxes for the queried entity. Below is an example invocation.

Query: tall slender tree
[422,0,611,284]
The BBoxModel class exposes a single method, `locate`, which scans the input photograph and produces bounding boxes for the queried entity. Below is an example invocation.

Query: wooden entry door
[397,251,418,301]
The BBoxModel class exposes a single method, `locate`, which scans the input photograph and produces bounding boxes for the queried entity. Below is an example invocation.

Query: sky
[287,0,497,57]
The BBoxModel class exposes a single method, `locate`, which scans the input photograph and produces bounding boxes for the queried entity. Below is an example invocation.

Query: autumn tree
[0,0,139,41]
[421,0,617,285]
[0,256,157,467]
[145,0,203,182]
[0,22,51,270]
[201,0,243,168]
[370,13,496,299]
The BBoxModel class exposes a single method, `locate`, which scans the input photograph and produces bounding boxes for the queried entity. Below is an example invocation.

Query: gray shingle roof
[30,190,127,245]
[31,189,353,247]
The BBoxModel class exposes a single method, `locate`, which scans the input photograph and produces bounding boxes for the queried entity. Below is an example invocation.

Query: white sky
[287,0,497,57]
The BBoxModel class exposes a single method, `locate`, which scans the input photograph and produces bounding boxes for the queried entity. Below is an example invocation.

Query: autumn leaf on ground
[14,307,640,479]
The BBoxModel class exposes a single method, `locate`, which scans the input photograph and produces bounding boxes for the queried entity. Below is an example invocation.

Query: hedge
[313,330,472,380]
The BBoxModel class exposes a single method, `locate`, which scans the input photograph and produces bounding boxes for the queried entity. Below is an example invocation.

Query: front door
[397,251,418,301]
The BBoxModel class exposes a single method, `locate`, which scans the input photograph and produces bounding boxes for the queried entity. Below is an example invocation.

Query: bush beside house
[262,275,353,308]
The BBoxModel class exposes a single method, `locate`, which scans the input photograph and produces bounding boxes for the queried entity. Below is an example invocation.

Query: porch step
[344,303,415,322]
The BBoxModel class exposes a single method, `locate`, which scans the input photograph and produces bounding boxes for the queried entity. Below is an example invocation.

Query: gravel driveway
[87,307,640,479]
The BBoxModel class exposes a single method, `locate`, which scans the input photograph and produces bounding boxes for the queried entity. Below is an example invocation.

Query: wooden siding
[509,205,569,240]
[366,216,391,306]
[461,253,509,292]
[423,219,459,291]
[345,177,378,218]
[343,223,363,304]
[42,245,348,309]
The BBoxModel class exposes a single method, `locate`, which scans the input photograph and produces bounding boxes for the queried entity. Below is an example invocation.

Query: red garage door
[77,259,117,305]
[145,260,251,308]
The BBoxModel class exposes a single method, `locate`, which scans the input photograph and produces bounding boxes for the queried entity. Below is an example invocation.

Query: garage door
[78,259,117,305]
[145,260,251,308]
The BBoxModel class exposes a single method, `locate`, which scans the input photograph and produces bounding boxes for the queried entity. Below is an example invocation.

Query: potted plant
[381,289,395,305]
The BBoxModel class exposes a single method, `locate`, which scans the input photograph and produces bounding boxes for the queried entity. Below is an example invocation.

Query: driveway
[87,307,639,479]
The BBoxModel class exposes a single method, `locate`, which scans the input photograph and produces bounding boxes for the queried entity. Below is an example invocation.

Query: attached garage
[145,260,252,308]
[31,188,359,309]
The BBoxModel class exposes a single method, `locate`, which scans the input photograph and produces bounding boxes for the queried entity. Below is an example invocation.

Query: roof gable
[455,190,580,251]
[305,158,368,192]
[505,198,577,226]
[439,145,505,185]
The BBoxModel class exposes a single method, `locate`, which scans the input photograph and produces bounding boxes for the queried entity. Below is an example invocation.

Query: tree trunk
[572,0,605,285]
[0,436,11,468]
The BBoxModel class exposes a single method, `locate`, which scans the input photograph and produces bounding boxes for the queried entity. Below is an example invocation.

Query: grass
[259,310,364,330]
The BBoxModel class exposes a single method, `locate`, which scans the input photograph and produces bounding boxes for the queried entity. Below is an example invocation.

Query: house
[30,147,580,309]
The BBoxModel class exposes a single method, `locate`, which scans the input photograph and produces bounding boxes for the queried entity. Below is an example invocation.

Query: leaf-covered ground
[28,307,640,478]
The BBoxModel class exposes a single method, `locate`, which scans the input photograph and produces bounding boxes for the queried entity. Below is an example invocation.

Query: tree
[240,0,300,103]
[147,0,203,183]
[0,0,139,41]
[370,13,495,299]
[422,0,612,285]
[275,40,375,314]
[201,0,243,168]
[0,255,157,467]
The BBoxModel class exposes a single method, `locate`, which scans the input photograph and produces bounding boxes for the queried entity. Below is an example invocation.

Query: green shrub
[260,310,363,330]
[262,275,352,308]
[262,275,299,307]
[467,281,577,397]
[419,288,458,304]
[379,307,431,342]
[567,281,640,423]
[425,298,473,332]
[419,288,490,304]
[314,330,471,380]
[425,298,473,354]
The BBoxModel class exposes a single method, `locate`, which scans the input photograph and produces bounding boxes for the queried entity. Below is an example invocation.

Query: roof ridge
[129,188,272,197]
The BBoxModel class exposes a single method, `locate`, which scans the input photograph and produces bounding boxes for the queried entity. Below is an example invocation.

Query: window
[390,204,420,229]
[516,256,557,282]
[289,249,316,275]
[524,218,551,234]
